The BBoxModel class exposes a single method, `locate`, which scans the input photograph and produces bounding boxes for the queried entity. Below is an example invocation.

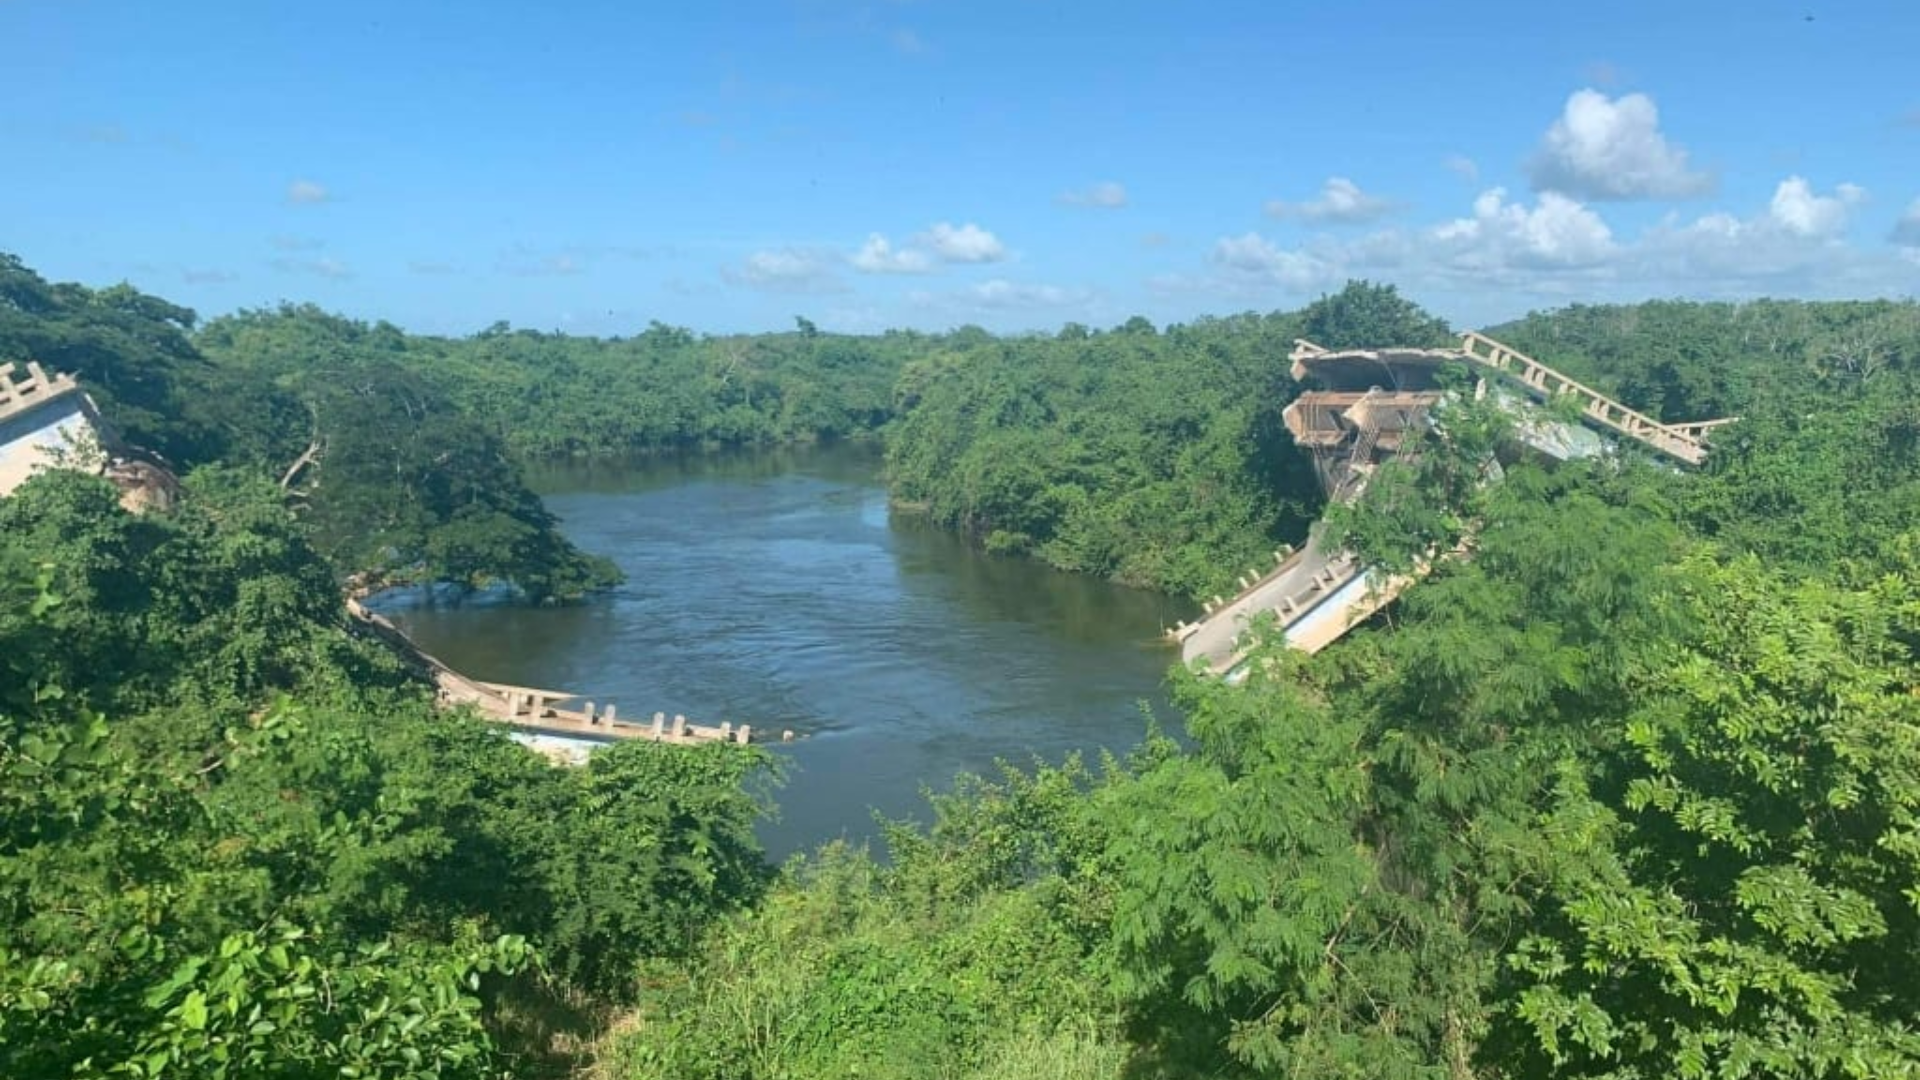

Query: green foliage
[196,305,912,458]
[1494,556,1920,1078]
[0,254,218,463]
[282,360,620,600]
[0,469,406,716]
[1487,298,1920,422]
[0,255,621,601]
[0,583,534,1078]
[13,249,1920,1080]
[885,311,1322,597]
[1094,448,1920,1077]
[0,456,775,1075]
[4,918,532,1080]
[603,755,1138,1080]
[1300,280,1456,350]
[1680,379,1920,572]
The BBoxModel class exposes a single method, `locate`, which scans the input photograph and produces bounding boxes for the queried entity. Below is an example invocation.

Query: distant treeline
[195,309,922,457]
[9,250,1917,601]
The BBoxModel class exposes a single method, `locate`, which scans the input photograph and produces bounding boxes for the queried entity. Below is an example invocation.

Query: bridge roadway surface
[347,597,759,746]
[1176,532,1347,672]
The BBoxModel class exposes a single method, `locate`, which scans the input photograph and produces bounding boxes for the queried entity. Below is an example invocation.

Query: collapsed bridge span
[351,594,772,747]
[1169,332,1734,675]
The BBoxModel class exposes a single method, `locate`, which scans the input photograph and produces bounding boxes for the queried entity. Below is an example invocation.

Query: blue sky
[4,0,1916,335]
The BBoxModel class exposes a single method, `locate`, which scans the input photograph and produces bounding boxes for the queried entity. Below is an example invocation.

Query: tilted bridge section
[1168,332,1735,676]
[349,597,774,746]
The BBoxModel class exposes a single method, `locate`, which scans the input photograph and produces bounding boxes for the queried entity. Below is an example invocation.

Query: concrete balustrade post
[652,712,666,738]
[736,725,751,744]
[672,714,687,738]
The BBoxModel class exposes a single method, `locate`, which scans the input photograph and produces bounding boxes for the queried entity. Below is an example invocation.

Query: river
[370,442,1194,859]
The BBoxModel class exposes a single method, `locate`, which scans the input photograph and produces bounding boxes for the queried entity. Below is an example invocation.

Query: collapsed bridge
[1168,332,1735,676]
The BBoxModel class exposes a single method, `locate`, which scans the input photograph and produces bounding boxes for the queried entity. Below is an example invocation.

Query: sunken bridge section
[348,598,775,747]
[1168,332,1735,676]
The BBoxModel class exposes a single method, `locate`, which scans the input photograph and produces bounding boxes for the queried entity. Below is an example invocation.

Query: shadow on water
[377,441,1195,860]
[518,440,887,497]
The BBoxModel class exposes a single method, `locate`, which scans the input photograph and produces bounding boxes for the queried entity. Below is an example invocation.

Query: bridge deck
[347,599,763,747]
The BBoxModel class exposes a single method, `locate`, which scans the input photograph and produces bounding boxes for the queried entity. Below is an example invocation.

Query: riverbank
[370,441,1190,859]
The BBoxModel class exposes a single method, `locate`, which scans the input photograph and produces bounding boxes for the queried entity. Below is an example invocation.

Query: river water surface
[371,443,1193,858]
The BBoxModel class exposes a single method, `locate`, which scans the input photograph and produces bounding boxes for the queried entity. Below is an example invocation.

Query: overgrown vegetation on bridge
[4,250,1919,1077]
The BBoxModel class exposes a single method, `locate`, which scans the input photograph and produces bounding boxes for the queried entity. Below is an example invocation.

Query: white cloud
[530,254,584,276]
[918,222,1006,263]
[850,233,934,274]
[909,278,1096,315]
[1210,232,1336,291]
[1767,175,1865,238]
[1432,188,1617,270]
[891,28,924,54]
[1893,198,1920,248]
[181,268,237,284]
[1528,89,1712,200]
[287,179,331,205]
[1266,177,1395,224]
[1059,181,1129,208]
[270,256,352,280]
[966,279,1087,308]
[1194,177,1909,321]
[1640,177,1872,282]
[723,249,846,293]
[850,223,1007,272]
[1444,155,1480,184]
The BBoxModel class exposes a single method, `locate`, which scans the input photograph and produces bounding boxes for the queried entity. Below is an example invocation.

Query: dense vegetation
[195,308,919,458]
[4,249,1918,1077]
[0,255,616,601]
[596,294,1920,1078]
[884,284,1452,597]
[0,469,771,1078]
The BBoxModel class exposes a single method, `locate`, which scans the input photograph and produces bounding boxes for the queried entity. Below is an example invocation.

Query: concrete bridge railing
[346,597,777,748]
[0,361,81,424]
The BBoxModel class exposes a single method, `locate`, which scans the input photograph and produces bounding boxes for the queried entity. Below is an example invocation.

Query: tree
[0,252,220,464]
[1494,555,1920,1078]
[1301,280,1455,349]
